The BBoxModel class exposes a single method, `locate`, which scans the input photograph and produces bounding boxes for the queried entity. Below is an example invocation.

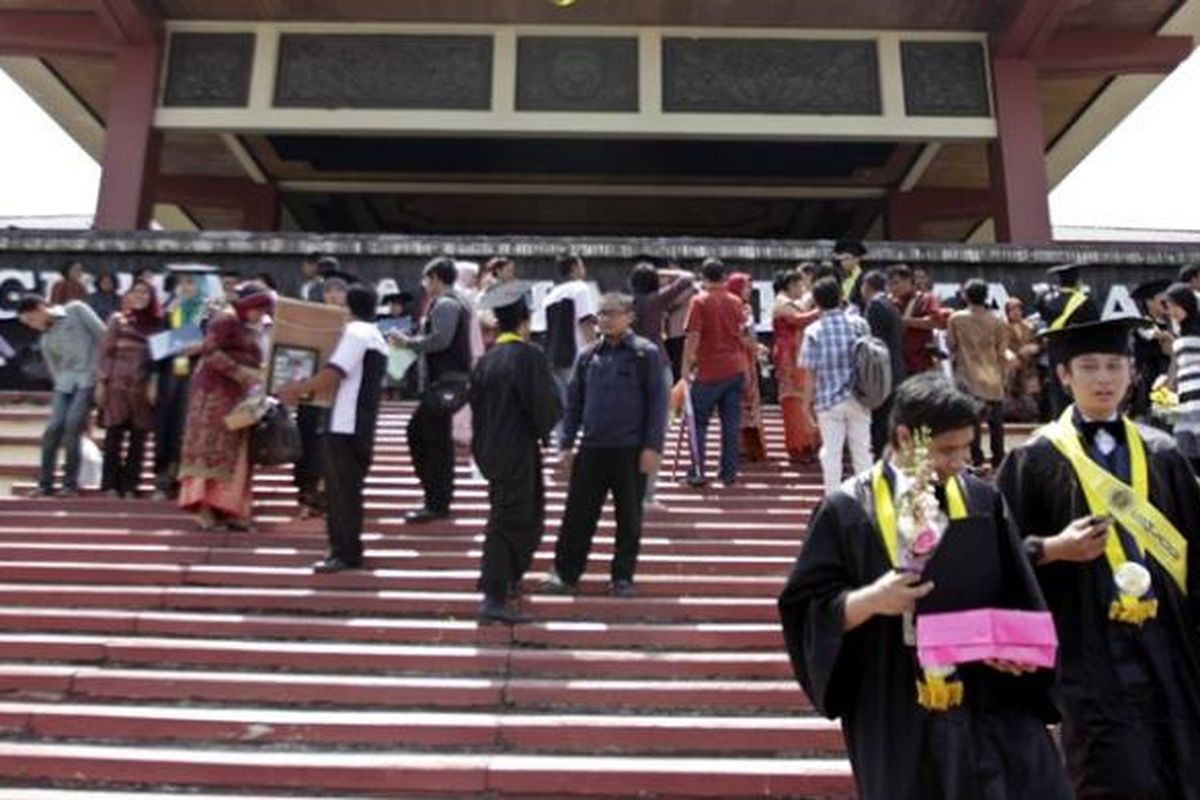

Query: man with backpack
[799,276,875,493]
[541,293,666,599]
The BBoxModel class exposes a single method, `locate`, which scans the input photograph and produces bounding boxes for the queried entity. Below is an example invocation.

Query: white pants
[817,398,872,494]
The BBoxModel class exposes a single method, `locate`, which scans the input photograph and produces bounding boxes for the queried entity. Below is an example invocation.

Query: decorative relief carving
[901,42,991,117]
[662,38,881,115]
[163,32,255,108]
[516,37,639,112]
[274,34,493,110]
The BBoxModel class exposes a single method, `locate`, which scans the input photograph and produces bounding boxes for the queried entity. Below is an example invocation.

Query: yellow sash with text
[1039,409,1187,607]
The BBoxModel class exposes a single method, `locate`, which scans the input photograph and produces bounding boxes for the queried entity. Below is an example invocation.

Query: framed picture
[268,345,319,395]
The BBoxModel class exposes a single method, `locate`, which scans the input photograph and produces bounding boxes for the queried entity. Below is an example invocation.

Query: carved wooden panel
[274,34,493,110]
[662,38,881,115]
[163,32,255,108]
[516,36,638,112]
[901,42,990,117]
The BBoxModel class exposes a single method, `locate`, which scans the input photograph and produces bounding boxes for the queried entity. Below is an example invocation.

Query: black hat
[1039,316,1150,363]
[1130,278,1171,303]
[1047,263,1084,285]
[832,240,868,258]
[477,280,532,311]
[382,292,412,305]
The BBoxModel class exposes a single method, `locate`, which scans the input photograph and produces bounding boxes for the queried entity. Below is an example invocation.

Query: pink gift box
[916,609,1058,670]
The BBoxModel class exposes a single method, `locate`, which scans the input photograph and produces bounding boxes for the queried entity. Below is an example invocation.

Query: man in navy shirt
[542,293,666,598]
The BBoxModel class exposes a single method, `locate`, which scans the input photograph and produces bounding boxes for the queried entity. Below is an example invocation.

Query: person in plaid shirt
[799,276,873,493]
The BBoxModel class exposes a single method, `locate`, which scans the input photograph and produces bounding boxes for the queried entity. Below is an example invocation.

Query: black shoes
[610,579,636,598]
[313,556,362,574]
[539,571,579,595]
[404,508,449,524]
[477,598,531,626]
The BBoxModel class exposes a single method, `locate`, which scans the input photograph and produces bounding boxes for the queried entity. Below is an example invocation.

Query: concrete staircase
[0,398,853,798]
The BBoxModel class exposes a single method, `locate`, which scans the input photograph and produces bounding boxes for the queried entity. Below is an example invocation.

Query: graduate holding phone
[999,316,1200,799]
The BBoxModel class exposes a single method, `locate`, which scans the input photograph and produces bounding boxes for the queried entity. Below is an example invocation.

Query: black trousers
[479,455,545,603]
[971,399,1006,469]
[153,371,191,493]
[101,424,147,496]
[293,404,325,500]
[554,447,644,584]
[324,433,371,565]
[406,400,455,513]
[871,393,895,460]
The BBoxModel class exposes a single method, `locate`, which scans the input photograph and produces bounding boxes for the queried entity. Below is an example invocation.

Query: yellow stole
[871,462,969,711]
[1038,408,1188,625]
[1049,287,1088,331]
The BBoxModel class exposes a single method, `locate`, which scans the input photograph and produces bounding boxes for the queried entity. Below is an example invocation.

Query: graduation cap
[832,239,868,258]
[1130,278,1171,303]
[477,280,532,311]
[1047,263,1084,285]
[1039,316,1151,363]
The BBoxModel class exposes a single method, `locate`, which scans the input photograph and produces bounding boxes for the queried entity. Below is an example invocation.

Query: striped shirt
[1174,334,1200,436]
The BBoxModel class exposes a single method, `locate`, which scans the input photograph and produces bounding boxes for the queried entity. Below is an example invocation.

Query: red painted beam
[94,45,162,231]
[92,0,162,45]
[993,0,1073,57]
[989,58,1052,243]
[0,11,119,57]
[887,189,995,240]
[891,189,996,218]
[157,176,282,231]
[1036,32,1194,78]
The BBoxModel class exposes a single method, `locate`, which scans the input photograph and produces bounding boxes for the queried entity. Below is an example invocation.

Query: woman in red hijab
[178,286,273,530]
[725,272,768,461]
[95,279,164,497]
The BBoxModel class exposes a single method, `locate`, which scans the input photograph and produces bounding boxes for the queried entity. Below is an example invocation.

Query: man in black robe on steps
[998,316,1200,799]
[469,281,562,625]
[779,372,1071,800]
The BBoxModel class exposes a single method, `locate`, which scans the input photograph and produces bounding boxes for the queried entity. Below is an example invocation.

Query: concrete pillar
[93,44,162,230]
[989,58,1053,243]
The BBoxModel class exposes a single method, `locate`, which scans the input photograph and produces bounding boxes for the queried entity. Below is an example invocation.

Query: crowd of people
[14,243,1200,796]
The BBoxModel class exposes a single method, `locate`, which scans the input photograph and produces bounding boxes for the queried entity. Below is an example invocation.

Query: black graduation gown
[998,424,1200,799]
[1131,321,1173,420]
[778,471,1069,800]
[1036,287,1101,332]
[469,341,563,598]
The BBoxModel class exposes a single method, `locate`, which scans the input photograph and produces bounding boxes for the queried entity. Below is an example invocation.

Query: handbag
[421,371,471,414]
[250,400,302,466]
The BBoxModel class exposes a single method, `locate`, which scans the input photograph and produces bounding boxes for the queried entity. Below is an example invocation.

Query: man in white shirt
[543,253,598,384]
[279,285,388,573]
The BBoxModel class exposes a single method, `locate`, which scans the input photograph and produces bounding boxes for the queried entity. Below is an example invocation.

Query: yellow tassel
[916,675,964,712]
[1109,596,1158,625]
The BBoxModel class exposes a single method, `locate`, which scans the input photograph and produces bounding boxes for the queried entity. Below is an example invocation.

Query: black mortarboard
[832,239,868,258]
[1039,316,1150,363]
[1047,263,1084,285]
[477,280,532,311]
[1130,278,1172,303]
